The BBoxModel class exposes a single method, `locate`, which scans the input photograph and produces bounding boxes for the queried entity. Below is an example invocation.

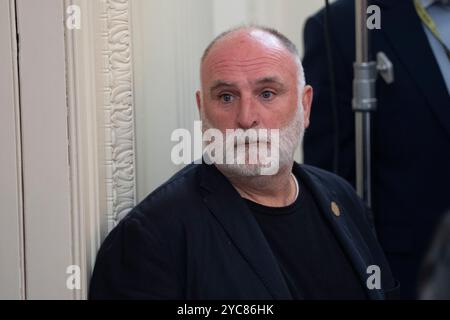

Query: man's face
[197,29,312,176]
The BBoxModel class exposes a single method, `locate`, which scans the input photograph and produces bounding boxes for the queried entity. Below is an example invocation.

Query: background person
[303,0,450,299]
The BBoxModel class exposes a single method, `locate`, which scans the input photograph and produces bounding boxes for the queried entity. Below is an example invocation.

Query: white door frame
[16,0,74,299]
[0,0,137,299]
[0,0,25,300]
[64,0,138,299]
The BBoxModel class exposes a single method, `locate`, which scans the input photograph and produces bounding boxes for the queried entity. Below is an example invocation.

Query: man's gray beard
[200,108,305,177]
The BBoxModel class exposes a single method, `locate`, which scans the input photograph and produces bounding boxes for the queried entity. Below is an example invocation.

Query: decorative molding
[64,0,136,299]
[98,0,136,230]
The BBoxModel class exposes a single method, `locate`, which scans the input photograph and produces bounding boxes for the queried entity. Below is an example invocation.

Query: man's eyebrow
[208,77,286,95]
[253,77,285,87]
[209,80,237,94]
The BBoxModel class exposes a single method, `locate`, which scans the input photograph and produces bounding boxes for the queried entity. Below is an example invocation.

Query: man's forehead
[202,29,291,68]
[202,49,295,83]
[202,53,297,89]
[209,76,287,91]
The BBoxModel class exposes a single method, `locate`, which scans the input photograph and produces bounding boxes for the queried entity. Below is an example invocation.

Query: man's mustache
[223,129,274,150]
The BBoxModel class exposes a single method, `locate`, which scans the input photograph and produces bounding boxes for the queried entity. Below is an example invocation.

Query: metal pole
[355,0,369,63]
[353,0,377,208]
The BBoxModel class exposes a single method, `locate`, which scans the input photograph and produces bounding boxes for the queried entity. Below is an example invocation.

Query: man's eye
[260,91,275,100]
[220,94,234,103]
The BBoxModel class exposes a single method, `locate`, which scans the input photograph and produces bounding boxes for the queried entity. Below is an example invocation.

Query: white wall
[1,0,109,300]
[132,0,324,200]
[0,0,25,300]
[16,0,74,299]
[132,0,210,201]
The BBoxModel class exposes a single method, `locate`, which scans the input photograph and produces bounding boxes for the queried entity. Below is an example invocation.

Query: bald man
[89,26,399,300]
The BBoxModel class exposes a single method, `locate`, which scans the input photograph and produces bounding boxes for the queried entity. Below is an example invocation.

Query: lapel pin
[331,201,341,217]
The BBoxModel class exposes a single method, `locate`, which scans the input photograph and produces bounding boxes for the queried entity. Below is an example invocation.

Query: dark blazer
[303,0,450,299]
[89,162,399,300]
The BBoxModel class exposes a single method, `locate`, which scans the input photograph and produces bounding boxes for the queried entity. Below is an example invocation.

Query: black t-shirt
[244,177,367,300]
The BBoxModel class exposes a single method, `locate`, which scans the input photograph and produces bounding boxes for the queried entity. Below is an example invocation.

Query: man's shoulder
[298,163,376,233]
[122,164,203,223]
[299,163,355,192]
[298,163,368,216]
[141,163,202,207]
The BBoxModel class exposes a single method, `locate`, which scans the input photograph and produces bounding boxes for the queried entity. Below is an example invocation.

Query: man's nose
[236,95,259,129]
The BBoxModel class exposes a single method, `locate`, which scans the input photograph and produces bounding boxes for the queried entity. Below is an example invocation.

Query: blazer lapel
[199,163,292,300]
[294,164,384,300]
[377,0,450,139]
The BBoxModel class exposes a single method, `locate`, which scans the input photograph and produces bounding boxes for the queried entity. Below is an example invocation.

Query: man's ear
[302,85,313,129]
[196,91,202,113]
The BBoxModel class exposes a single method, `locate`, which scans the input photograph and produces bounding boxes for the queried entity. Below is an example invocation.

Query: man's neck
[222,164,297,208]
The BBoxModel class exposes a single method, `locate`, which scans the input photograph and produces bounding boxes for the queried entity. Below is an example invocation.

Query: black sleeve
[302,13,356,187]
[88,211,183,300]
